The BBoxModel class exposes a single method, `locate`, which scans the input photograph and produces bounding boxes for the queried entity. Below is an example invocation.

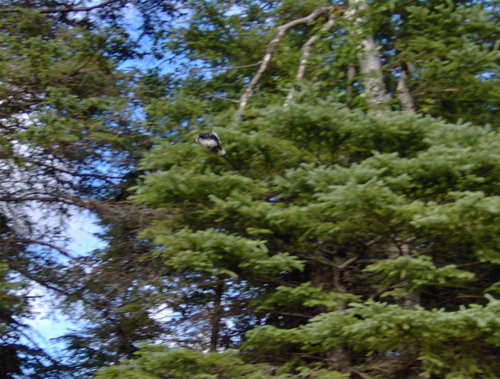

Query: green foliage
[95,347,273,379]
[390,1,500,125]
[95,345,349,379]
[0,9,142,194]
[0,6,149,377]
[141,226,303,277]
[365,255,475,295]
[2,0,499,378]
[117,95,500,376]
[0,264,27,334]
[244,295,500,377]
[257,282,360,311]
[0,263,60,377]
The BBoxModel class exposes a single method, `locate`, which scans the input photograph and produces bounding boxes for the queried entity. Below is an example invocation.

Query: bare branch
[0,193,96,210]
[268,310,309,319]
[352,368,373,379]
[0,0,121,14]
[14,238,80,262]
[338,255,359,270]
[22,157,123,182]
[284,13,336,107]
[203,92,240,104]
[233,6,332,124]
[13,266,69,296]
[193,61,263,74]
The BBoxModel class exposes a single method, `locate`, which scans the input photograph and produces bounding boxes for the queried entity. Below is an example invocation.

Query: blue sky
[24,210,105,358]
[20,1,189,364]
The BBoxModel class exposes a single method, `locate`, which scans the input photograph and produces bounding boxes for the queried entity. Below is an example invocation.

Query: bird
[195,131,226,155]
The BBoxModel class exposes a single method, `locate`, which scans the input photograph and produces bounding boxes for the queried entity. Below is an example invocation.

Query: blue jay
[195,131,226,155]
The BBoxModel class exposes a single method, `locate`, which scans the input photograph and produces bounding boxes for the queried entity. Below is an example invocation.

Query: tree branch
[233,6,332,124]
[284,13,336,107]
[14,238,81,262]
[0,193,98,211]
[203,92,240,104]
[0,0,121,14]
[22,157,123,182]
[0,194,88,207]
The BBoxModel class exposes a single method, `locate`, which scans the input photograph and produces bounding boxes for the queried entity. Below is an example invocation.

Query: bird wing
[210,131,220,143]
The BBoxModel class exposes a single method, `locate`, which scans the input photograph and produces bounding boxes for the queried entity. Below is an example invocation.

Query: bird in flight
[195,131,226,155]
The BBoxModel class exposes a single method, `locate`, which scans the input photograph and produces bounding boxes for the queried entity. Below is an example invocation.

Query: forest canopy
[0,0,499,378]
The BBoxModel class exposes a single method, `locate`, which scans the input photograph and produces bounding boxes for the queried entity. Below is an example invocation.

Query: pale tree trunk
[284,13,336,106]
[325,3,391,371]
[233,6,332,124]
[346,63,356,107]
[397,61,416,112]
[346,0,391,112]
[310,255,352,372]
[387,241,420,310]
[386,240,422,376]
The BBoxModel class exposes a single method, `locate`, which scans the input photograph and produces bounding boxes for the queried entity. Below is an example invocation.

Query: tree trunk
[329,256,351,372]
[234,6,332,123]
[284,12,336,106]
[209,280,224,352]
[346,63,356,107]
[347,0,391,111]
[397,61,416,112]
[387,241,420,310]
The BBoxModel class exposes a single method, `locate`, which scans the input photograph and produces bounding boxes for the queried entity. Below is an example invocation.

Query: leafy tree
[93,0,500,378]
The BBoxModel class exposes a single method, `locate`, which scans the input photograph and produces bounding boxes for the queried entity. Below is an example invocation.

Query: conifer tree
[3,0,498,377]
[0,1,184,375]
[93,0,500,378]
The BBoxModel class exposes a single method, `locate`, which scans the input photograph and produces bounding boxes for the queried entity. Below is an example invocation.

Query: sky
[16,0,187,367]
[16,2,146,360]
[23,210,106,358]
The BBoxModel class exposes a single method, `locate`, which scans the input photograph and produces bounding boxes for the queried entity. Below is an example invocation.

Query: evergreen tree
[3,0,498,377]
[93,0,500,378]
[0,1,184,375]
